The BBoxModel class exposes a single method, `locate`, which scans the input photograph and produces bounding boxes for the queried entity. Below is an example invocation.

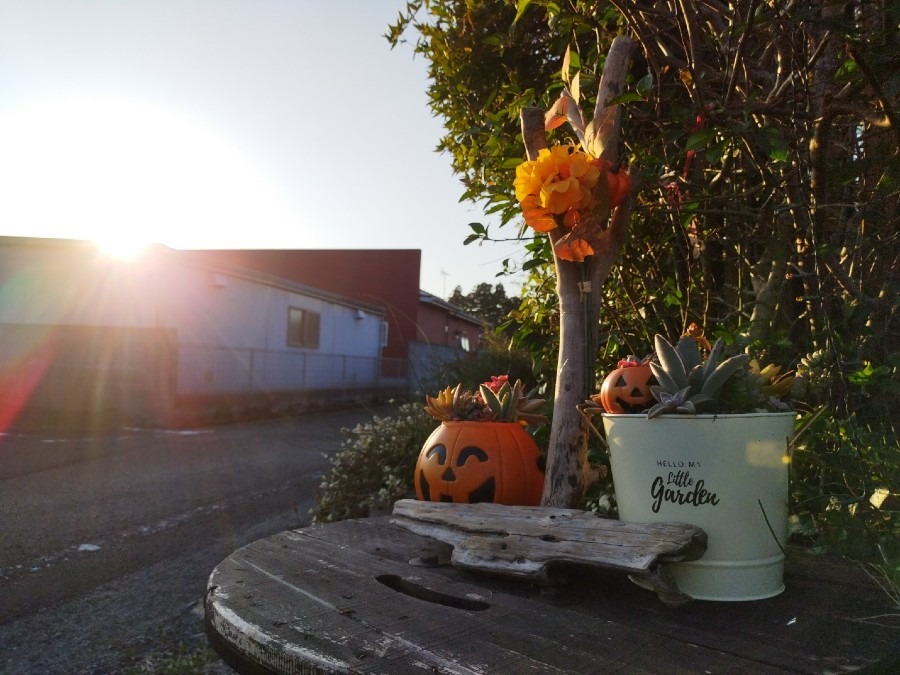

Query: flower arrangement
[513,82,632,262]
[424,375,548,426]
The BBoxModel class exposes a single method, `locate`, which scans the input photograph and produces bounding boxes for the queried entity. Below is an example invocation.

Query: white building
[0,237,391,428]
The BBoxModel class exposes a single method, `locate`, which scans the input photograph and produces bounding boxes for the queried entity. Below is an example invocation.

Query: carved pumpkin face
[596,363,655,414]
[415,422,544,506]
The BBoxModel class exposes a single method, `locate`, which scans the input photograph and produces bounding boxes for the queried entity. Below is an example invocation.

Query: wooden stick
[520,36,634,508]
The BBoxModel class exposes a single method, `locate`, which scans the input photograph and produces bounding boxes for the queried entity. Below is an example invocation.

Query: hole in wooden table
[375,574,490,611]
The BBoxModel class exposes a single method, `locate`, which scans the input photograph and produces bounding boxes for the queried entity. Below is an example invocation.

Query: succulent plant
[479,378,549,424]
[424,384,486,422]
[718,359,797,413]
[647,333,750,419]
[424,376,548,425]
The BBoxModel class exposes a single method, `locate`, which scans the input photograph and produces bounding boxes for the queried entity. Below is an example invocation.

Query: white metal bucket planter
[602,412,796,601]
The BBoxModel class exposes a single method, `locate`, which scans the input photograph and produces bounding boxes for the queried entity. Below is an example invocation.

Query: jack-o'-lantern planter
[415,422,544,505]
[592,355,655,414]
[418,376,548,506]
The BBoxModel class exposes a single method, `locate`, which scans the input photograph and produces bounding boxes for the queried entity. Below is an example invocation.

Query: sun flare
[96,237,149,260]
[0,94,304,248]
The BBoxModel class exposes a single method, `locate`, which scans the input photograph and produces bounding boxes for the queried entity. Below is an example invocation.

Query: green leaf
[702,338,725,380]
[701,354,749,398]
[514,0,532,24]
[769,147,788,163]
[675,336,701,371]
[663,293,682,308]
[654,334,688,390]
[608,92,646,105]
[756,126,788,163]
[686,128,716,150]
[636,73,654,97]
[463,234,481,245]
[501,157,526,169]
[649,364,680,396]
[848,362,889,385]
[705,140,728,165]
[479,385,503,418]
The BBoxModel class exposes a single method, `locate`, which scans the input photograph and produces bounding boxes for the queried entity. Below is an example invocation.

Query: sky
[0,0,526,298]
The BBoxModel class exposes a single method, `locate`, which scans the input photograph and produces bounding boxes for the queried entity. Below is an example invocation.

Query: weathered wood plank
[391,500,706,605]
[206,517,900,675]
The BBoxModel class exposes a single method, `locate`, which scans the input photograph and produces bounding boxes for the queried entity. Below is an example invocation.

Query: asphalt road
[0,405,392,674]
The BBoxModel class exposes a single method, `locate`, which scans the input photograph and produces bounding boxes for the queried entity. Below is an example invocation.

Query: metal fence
[177,344,408,394]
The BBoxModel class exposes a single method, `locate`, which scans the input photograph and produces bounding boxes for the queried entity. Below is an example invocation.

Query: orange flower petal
[521,196,558,233]
[554,237,594,262]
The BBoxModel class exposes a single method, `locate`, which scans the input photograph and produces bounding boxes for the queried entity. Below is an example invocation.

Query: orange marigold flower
[541,176,586,214]
[515,145,601,233]
[514,161,544,203]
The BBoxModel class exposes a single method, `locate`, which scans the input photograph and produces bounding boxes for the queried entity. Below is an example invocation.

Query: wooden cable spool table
[205,502,899,674]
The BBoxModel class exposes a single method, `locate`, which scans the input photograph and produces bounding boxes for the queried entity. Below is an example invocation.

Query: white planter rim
[601,412,796,421]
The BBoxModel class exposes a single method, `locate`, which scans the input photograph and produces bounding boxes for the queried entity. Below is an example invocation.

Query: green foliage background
[384,0,899,575]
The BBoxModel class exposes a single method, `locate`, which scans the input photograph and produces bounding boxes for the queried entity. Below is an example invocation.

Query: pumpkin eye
[456,447,488,466]
[425,445,448,464]
[615,375,628,387]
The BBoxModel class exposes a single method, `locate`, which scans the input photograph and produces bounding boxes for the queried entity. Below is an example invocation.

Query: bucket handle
[577,401,608,449]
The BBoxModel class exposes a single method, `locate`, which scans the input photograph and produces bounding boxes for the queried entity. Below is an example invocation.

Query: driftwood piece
[391,500,706,606]
[521,35,636,509]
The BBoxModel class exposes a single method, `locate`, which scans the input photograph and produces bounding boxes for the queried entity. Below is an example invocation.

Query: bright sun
[0,94,304,248]
[96,236,149,259]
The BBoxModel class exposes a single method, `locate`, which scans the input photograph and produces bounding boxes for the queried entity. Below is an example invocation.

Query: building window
[380,320,389,348]
[453,331,471,352]
[287,307,320,348]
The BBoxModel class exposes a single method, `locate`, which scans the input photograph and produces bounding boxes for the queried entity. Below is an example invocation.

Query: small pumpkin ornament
[415,421,544,506]
[593,355,655,414]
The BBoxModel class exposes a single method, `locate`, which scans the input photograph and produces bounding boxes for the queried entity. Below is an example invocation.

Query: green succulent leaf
[687,364,705,392]
[650,362,681,394]
[702,338,725,380]
[700,354,750,398]
[479,384,504,418]
[654,334,688,389]
[675,336,702,372]
[687,393,713,407]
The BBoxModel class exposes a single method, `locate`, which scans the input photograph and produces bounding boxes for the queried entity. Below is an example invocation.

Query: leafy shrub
[435,330,542,395]
[790,353,900,587]
[390,0,899,578]
[311,402,436,523]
